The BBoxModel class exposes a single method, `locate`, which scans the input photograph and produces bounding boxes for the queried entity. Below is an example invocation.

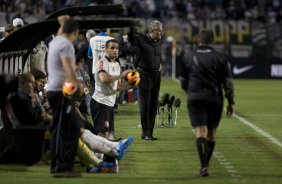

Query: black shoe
[199,167,209,177]
[141,134,145,139]
[144,136,158,141]
[144,136,152,140]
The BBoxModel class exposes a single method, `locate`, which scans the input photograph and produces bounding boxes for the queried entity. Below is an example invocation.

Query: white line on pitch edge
[233,113,282,148]
[214,152,246,183]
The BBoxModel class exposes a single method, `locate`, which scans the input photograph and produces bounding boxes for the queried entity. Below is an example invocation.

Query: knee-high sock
[77,138,101,167]
[81,130,118,157]
[196,137,208,168]
[207,141,215,165]
[84,129,118,148]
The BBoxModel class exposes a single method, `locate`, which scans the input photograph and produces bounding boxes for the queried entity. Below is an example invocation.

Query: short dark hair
[62,19,79,34]
[30,70,46,80]
[198,29,214,45]
[105,39,118,48]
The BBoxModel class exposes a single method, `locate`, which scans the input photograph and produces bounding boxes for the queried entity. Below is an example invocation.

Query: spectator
[12,17,24,30]
[75,52,92,116]
[0,24,14,41]
[9,72,49,126]
[30,69,47,104]
[30,41,48,74]
[89,28,113,91]
[83,29,96,90]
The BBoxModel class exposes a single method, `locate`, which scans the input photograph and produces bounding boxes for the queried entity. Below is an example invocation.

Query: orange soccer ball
[62,81,76,97]
[126,71,140,86]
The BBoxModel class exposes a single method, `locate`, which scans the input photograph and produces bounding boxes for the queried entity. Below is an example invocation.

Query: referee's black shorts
[90,98,114,134]
[188,100,223,129]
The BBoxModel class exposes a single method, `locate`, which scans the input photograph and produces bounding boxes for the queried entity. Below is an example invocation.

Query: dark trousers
[47,91,81,173]
[139,70,161,137]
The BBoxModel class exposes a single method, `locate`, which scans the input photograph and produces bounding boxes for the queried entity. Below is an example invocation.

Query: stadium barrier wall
[162,19,282,79]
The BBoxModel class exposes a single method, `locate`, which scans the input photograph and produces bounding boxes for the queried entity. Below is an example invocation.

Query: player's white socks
[81,129,118,157]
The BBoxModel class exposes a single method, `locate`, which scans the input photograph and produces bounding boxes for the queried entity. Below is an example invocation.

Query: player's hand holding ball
[125,70,140,87]
[62,81,83,100]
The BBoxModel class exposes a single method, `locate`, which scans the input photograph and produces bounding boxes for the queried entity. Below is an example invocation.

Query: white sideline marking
[214,152,246,183]
[233,113,282,148]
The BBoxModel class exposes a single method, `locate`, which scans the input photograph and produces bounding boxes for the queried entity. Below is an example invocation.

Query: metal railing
[0,50,28,76]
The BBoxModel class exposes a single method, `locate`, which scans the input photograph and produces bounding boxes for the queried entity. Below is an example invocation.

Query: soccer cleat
[115,136,134,160]
[199,167,209,177]
[121,136,134,145]
[86,162,116,173]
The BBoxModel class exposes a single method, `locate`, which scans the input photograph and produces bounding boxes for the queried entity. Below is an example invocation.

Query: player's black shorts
[90,98,114,134]
[188,100,223,129]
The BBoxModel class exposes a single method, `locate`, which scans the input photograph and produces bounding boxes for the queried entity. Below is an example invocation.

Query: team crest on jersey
[98,60,104,70]
[104,120,109,128]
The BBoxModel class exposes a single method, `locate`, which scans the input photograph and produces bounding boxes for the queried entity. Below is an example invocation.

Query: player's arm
[62,57,79,84]
[99,69,132,84]
[116,79,133,91]
[98,71,122,84]
[97,60,131,84]
[178,53,190,92]
[61,57,83,96]
[221,59,235,117]
[117,79,123,91]
[57,15,70,35]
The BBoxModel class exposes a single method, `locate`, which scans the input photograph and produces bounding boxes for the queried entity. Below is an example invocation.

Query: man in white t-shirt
[89,29,113,81]
[90,39,131,139]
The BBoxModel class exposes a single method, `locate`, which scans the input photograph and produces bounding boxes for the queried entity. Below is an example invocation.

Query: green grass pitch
[0,78,282,184]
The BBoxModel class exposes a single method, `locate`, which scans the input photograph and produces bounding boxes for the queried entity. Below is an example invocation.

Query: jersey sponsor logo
[233,65,253,75]
[98,60,104,70]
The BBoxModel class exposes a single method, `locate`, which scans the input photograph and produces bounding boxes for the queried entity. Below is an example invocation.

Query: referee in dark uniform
[128,20,163,140]
[179,29,235,176]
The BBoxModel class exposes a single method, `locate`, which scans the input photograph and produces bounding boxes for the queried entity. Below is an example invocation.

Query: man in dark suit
[128,20,164,140]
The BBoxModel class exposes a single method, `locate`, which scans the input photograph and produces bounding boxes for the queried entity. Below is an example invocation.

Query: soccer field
[0,78,282,184]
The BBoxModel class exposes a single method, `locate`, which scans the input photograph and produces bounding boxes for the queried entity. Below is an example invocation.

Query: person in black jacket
[128,20,163,140]
[10,72,48,125]
[179,29,235,176]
